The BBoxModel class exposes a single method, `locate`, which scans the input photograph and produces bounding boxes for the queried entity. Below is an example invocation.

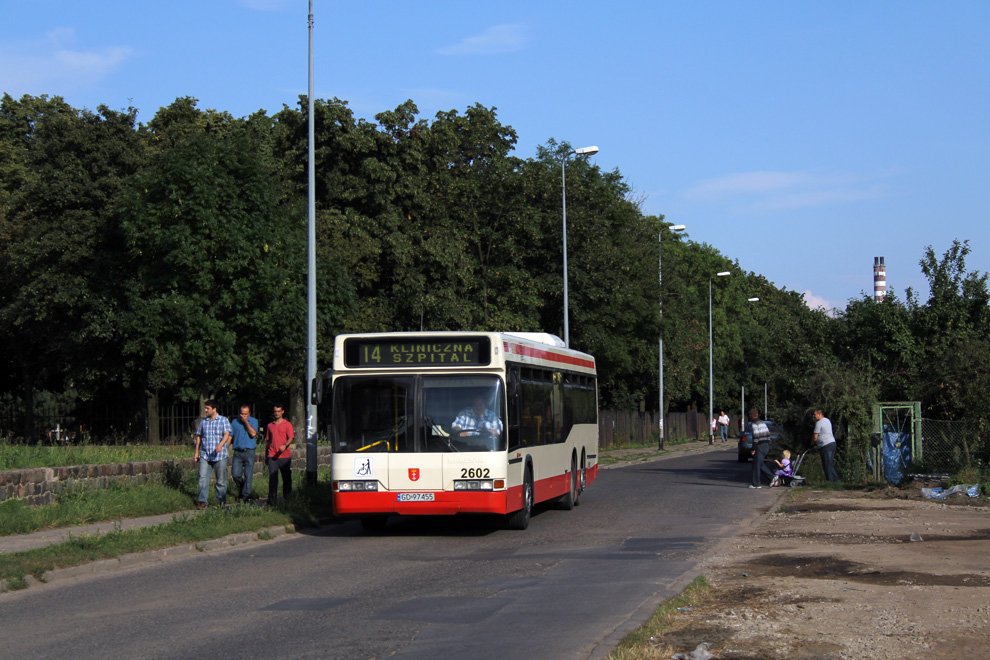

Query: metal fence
[598,410,711,448]
[920,418,982,473]
[0,399,273,445]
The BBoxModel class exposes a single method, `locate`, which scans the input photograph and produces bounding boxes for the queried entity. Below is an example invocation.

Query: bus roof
[331,331,595,374]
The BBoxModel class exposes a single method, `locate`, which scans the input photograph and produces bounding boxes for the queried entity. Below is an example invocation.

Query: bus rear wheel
[559,456,578,510]
[506,469,533,530]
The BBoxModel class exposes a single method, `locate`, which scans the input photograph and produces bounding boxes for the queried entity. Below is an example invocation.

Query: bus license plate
[397,493,435,502]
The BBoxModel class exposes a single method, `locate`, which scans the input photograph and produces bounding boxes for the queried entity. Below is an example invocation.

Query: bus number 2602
[460,468,490,478]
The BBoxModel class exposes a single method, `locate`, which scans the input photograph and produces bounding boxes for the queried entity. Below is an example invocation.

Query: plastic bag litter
[672,642,713,660]
[921,484,979,500]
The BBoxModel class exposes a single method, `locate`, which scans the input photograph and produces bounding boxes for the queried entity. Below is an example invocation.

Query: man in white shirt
[813,409,842,483]
[717,411,730,443]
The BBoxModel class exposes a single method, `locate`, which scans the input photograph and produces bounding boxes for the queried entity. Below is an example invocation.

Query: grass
[0,505,293,586]
[0,444,188,470]
[0,466,334,537]
[605,575,712,659]
[0,482,194,536]
[0,469,335,590]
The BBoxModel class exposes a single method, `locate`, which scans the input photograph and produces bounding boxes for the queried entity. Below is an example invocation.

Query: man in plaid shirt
[194,400,232,508]
[451,396,503,437]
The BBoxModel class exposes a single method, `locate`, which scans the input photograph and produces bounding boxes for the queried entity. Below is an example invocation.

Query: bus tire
[360,516,389,533]
[506,469,533,530]
[577,451,586,505]
[559,456,577,510]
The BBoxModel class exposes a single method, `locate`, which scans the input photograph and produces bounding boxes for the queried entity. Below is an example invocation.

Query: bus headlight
[453,480,494,491]
[334,481,379,492]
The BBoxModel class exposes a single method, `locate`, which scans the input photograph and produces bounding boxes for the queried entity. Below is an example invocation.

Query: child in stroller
[770,450,791,487]
[770,449,808,487]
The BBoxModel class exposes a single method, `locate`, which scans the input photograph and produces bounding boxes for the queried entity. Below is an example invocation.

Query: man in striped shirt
[747,409,775,489]
[194,400,232,508]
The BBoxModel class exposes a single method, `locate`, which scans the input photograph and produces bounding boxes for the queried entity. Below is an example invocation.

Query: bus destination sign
[344,337,491,368]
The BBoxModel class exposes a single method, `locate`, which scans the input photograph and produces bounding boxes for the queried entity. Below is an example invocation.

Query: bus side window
[520,368,555,446]
[507,369,522,451]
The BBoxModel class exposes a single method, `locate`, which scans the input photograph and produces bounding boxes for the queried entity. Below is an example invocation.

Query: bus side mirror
[310,377,323,405]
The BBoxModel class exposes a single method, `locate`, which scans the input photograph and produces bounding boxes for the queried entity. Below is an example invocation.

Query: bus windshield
[332,375,505,453]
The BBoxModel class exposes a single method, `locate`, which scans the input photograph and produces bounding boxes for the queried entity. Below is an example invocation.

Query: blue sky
[3,1,988,312]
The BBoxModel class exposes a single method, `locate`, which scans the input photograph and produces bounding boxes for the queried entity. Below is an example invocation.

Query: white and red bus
[320,331,598,530]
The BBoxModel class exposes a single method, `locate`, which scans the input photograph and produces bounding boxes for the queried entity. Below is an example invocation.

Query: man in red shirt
[265,405,294,506]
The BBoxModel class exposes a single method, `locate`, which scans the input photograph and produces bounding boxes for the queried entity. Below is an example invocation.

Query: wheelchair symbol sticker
[354,457,373,477]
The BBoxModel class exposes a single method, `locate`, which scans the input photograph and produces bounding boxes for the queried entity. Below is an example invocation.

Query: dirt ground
[662,480,990,659]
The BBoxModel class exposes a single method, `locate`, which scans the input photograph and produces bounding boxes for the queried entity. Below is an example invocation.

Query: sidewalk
[600,437,734,468]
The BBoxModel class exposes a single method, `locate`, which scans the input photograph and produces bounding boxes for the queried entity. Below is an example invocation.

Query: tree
[0,96,146,438]
[119,115,302,401]
[906,239,989,420]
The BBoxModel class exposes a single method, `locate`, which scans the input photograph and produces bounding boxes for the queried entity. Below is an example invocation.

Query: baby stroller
[771,449,810,487]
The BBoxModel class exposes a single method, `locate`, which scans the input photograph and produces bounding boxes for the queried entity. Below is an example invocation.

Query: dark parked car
[738,420,785,462]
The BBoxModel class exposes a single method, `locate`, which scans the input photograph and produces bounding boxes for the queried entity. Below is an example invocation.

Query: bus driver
[451,396,503,437]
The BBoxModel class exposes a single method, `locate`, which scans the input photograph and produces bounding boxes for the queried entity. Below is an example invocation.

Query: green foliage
[0,92,987,464]
[120,112,306,399]
[0,96,148,438]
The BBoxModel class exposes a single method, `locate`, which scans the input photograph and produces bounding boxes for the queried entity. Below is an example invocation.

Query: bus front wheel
[506,469,533,530]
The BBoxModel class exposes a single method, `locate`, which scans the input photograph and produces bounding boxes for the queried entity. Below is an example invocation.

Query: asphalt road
[0,445,778,660]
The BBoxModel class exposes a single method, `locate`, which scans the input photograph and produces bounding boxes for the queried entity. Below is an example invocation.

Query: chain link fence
[919,418,982,473]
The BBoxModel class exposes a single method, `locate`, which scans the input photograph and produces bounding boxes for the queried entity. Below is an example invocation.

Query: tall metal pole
[708,277,713,445]
[657,223,685,450]
[305,0,317,486]
[741,386,745,431]
[561,156,569,348]
[658,230,664,449]
[708,271,730,444]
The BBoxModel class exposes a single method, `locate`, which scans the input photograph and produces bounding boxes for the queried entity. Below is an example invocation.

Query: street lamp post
[658,223,686,450]
[709,271,731,444]
[742,296,767,419]
[305,0,318,486]
[561,145,599,348]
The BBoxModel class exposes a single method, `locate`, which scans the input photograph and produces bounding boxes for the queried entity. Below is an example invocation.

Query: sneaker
[749,485,762,489]
[197,502,207,509]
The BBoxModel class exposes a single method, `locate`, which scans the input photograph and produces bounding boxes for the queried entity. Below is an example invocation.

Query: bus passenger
[451,396,503,437]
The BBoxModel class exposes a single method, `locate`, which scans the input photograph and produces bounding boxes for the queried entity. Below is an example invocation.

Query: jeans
[719,425,728,442]
[752,442,774,486]
[231,449,256,500]
[198,457,228,504]
[819,443,842,483]
[267,457,292,505]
